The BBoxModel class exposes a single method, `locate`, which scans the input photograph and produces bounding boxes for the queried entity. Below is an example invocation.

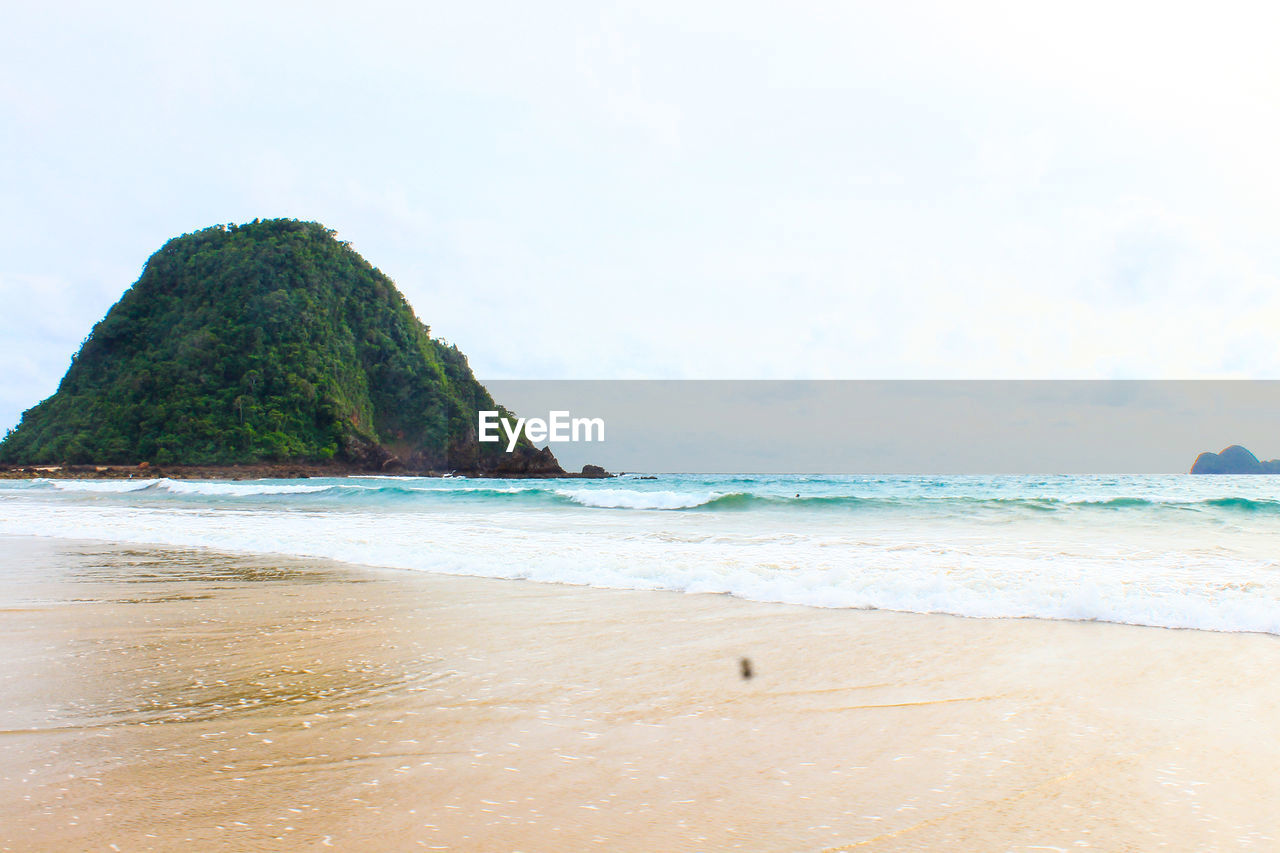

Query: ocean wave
[11,478,1280,519]
[542,490,1280,515]
[19,477,551,502]
[324,484,553,503]
[30,478,334,497]
[28,477,160,493]
[554,489,880,511]
[554,488,733,510]
[1203,496,1280,513]
[7,471,1280,637]
[4,497,1280,635]
[150,479,333,496]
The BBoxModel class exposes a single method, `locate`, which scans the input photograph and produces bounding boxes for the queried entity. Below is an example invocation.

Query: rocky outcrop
[1190,445,1280,474]
[481,445,565,477]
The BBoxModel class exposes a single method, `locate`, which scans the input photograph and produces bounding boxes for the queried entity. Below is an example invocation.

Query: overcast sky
[489,381,1280,472]
[4,1,1280,433]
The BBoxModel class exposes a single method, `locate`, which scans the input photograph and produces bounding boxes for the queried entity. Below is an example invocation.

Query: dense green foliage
[0,219,540,470]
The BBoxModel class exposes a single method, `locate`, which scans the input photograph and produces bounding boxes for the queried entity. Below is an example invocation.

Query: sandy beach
[2,535,1278,851]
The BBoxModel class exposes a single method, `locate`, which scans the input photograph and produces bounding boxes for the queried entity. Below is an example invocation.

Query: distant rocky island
[1190,445,1280,474]
[0,218,605,478]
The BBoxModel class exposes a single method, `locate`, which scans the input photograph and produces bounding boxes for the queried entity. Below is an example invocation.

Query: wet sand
[2,535,1278,851]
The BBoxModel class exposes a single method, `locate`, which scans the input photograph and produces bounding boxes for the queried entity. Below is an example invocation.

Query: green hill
[0,218,562,474]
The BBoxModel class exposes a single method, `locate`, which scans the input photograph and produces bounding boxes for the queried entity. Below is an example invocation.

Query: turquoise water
[3,473,1280,633]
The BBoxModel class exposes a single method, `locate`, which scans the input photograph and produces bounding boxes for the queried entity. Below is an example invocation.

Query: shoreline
[4,535,1280,851]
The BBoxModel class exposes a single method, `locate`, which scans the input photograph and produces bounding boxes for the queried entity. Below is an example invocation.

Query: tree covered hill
[0,218,561,474]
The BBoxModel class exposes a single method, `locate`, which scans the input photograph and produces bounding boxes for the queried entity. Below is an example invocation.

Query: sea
[3,473,1279,634]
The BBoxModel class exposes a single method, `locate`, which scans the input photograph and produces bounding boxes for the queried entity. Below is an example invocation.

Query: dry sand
[1,535,1278,851]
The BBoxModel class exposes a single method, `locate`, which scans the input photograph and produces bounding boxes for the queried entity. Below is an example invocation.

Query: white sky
[3,1,1280,431]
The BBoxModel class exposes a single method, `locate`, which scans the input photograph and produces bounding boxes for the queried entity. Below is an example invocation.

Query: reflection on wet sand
[3,536,1280,851]
[67,546,359,585]
[1,540,450,850]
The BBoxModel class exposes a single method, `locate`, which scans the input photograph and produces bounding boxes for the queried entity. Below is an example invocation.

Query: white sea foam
[153,479,332,496]
[555,488,724,509]
[5,474,1280,635]
[27,477,348,497]
[30,477,161,493]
